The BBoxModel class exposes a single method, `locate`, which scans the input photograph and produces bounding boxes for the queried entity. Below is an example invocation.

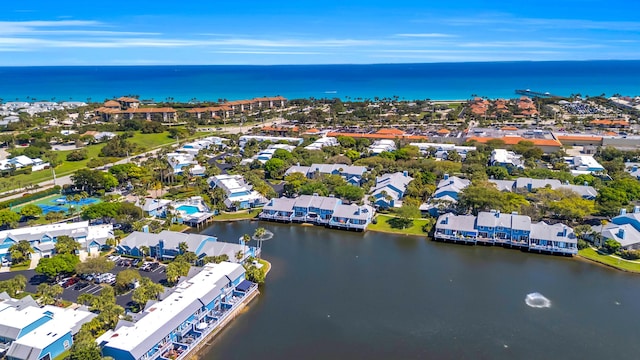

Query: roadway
[0,116,287,202]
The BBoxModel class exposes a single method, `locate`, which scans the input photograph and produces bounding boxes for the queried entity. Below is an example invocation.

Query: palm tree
[253,227,267,257]
[178,241,189,255]
[235,250,244,263]
[242,234,251,259]
[139,246,150,259]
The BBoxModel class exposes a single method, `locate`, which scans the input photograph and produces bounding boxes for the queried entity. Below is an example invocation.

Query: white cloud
[395,33,456,38]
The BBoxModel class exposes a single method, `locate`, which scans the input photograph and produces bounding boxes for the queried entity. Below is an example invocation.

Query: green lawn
[258,258,271,276]
[10,262,30,271]
[169,224,191,232]
[0,132,210,193]
[127,131,176,150]
[578,247,640,273]
[367,214,430,237]
[213,209,261,221]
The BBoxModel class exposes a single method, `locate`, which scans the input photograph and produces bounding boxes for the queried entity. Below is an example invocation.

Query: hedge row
[0,186,62,210]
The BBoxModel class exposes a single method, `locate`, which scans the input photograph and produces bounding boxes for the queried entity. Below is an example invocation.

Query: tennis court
[13,194,102,215]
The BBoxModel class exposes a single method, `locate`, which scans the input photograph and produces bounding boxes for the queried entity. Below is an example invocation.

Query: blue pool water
[177,205,200,215]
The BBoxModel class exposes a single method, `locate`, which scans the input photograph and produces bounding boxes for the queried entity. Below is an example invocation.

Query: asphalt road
[0,262,167,309]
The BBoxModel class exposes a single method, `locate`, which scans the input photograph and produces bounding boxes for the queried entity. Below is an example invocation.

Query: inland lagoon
[199,221,640,360]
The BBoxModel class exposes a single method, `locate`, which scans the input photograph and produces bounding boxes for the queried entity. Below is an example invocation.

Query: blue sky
[1,0,640,65]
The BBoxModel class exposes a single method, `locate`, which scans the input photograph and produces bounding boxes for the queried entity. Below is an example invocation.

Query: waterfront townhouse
[592,207,640,250]
[434,211,578,255]
[260,194,374,231]
[433,213,478,243]
[0,222,113,262]
[285,163,367,185]
[488,177,598,199]
[117,230,257,261]
[208,174,267,210]
[476,211,531,247]
[0,296,96,360]
[99,262,258,360]
[369,171,413,209]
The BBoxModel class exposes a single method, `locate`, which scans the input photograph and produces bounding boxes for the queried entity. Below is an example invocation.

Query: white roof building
[369,139,396,155]
[490,149,524,168]
[208,174,267,209]
[304,137,338,151]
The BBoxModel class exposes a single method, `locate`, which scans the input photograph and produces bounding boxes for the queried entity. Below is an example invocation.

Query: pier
[515,89,560,98]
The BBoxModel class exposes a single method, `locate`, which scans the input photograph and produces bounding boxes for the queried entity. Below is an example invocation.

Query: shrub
[619,249,640,260]
[66,149,88,161]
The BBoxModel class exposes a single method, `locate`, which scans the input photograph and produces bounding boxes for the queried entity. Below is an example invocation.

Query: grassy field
[128,131,176,150]
[367,214,430,237]
[213,209,261,221]
[578,247,640,273]
[0,132,209,193]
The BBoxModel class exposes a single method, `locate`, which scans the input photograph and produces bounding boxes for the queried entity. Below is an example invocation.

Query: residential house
[490,149,524,169]
[489,177,598,199]
[592,207,640,250]
[0,295,96,360]
[167,153,197,175]
[0,222,114,262]
[140,199,172,217]
[238,135,303,147]
[208,174,267,210]
[422,174,470,216]
[566,155,605,175]
[369,171,413,209]
[409,142,476,160]
[369,139,396,155]
[285,163,367,185]
[304,137,338,151]
[116,230,256,261]
[260,194,374,231]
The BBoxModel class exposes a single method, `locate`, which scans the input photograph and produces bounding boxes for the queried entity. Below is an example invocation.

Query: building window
[63,340,70,349]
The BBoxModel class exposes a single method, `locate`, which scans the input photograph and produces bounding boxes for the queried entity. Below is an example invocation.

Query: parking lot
[0,261,167,309]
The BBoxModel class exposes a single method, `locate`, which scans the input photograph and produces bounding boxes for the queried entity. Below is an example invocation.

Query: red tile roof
[467,136,561,147]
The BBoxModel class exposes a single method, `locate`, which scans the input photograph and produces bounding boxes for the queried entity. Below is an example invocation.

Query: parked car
[62,277,79,288]
[74,281,90,291]
[57,277,72,286]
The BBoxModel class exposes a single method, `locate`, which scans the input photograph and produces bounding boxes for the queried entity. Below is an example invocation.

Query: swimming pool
[176,205,200,215]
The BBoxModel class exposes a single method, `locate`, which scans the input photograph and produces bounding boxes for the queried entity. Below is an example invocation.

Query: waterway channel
[198,221,640,360]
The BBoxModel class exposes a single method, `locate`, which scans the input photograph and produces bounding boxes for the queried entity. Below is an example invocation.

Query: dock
[515,89,560,98]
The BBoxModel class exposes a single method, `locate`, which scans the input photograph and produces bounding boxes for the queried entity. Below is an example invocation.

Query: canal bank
[199,221,640,360]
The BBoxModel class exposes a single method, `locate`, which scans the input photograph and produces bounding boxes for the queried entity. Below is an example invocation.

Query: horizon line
[1,59,640,68]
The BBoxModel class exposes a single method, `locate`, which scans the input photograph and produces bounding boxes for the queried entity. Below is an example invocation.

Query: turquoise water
[0,61,639,102]
[177,205,200,215]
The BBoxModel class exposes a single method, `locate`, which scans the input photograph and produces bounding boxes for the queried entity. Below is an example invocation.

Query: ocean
[0,61,639,103]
